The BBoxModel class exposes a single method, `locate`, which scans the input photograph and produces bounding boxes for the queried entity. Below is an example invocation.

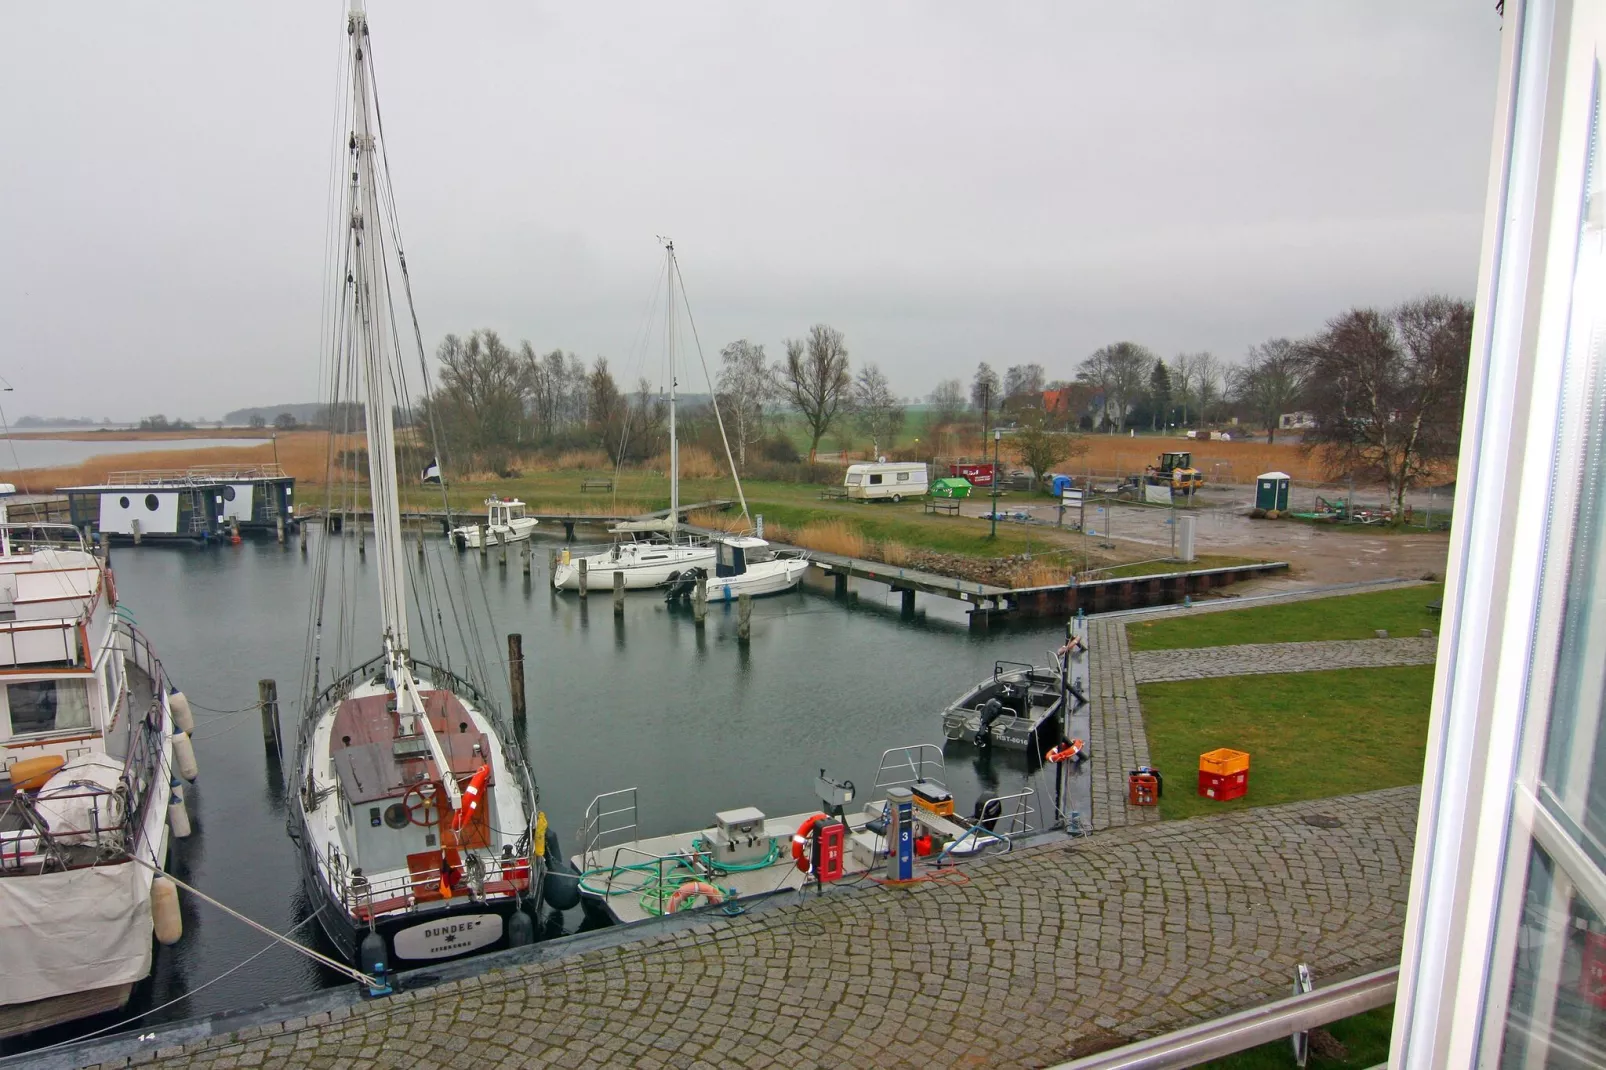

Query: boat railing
[939,786,1038,861]
[873,744,947,793]
[578,787,641,870]
[105,463,288,485]
[592,842,700,918]
[299,653,497,754]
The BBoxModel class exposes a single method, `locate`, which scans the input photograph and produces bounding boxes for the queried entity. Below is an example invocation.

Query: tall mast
[665,239,678,543]
[347,0,409,654]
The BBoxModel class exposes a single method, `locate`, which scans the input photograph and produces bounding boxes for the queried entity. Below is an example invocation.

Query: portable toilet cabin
[930,477,972,499]
[1255,471,1291,514]
[1049,474,1075,498]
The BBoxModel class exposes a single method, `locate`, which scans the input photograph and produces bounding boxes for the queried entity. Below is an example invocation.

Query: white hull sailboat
[290,2,558,977]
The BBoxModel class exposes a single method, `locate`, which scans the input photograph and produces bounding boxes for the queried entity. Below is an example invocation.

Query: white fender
[151,876,183,945]
[173,733,199,782]
[168,691,195,735]
[167,793,191,840]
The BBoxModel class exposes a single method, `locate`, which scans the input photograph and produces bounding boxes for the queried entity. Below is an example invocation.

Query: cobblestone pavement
[1086,618,1158,831]
[98,787,1418,1070]
[1130,637,1438,684]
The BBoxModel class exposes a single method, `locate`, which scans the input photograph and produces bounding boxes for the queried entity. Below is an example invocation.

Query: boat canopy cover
[609,518,676,534]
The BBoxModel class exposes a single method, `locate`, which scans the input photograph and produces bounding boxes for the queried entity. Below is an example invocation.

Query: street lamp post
[989,428,1001,540]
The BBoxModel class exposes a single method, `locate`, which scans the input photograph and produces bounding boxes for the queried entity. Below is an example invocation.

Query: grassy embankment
[1196,1006,1394,1070]
[1130,583,1441,821]
[1126,583,1444,650]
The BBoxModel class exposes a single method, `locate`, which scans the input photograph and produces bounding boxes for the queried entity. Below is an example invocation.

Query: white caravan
[843,462,929,502]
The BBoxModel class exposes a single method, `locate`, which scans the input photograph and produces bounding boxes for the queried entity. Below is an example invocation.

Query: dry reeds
[788,520,868,559]
[645,446,724,480]
[879,540,912,567]
[687,509,747,533]
[1010,558,1073,588]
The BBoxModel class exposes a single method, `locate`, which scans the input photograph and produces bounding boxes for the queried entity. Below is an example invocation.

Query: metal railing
[578,787,641,870]
[106,463,287,485]
[873,744,947,793]
[1050,967,1398,1070]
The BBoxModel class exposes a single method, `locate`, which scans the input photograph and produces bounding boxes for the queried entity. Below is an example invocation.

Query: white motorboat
[290,1,562,978]
[0,520,194,1038]
[665,535,810,602]
[451,497,538,550]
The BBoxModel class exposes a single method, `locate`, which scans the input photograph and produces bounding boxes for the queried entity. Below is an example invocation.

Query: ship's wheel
[402,782,441,827]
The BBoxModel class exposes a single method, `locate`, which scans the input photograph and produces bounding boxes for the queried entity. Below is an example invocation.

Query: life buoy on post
[451,765,491,833]
[791,813,828,872]
[667,881,725,913]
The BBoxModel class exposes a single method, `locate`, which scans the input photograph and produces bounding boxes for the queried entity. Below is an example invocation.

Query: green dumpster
[931,477,973,499]
[1255,471,1291,513]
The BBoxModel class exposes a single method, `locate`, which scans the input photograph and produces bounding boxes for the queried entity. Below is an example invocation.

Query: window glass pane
[1497,844,1606,1068]
[7,680,91,735]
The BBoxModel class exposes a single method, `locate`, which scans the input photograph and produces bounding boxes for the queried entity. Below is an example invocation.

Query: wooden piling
[300,518,308,555]
[899,588,916,615]
[522,542,532,577]
[694,574,707,625]
[259,679,282,762]
[737,593,752,642]
[833,572,847,598]
[498,530,507,569]
[613,570,624,616]
[276,514,286,545]
[131,519,142,546]
[578,558,588,598]
[417,521,425,560]
[357,516,365,557]
[507,633,526,733]
[479,525,488,560]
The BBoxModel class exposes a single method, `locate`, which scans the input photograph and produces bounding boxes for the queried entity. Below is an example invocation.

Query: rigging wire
[670,249,750,523]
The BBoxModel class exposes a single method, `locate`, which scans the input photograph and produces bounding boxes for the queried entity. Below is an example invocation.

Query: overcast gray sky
[0,2,1502,421]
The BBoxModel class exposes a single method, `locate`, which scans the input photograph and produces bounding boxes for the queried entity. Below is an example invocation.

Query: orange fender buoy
[667,881,724,913]
[791,813,828,873]
[451,765,492,833]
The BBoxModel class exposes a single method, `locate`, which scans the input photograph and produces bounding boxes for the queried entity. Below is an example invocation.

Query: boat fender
[505,908,534,948]
[541,827,581,911]
[168,790,192,839]
[151,876,183,945]
[972,793,1002,833]
[358,930,390,994]
[168,691,195,734]
[666,880,724,913]
[791,813,829,873]
[173,732,199,781]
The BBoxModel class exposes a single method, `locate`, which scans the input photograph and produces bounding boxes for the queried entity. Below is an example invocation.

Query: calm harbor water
[0,436,266,471]
[7,528,1068,1054]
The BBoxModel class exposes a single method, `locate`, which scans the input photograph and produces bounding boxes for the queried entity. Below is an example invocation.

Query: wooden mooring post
[694,574,707,625]
[522,541,532,577]
[507,633,526,735]
[276,513,286,545]
[300,518,308,555]
[737,593,752,643]
[578,558,588,599]
[357,516,365,558]
[613,570,624,616]
[479,525,488,561]
[131,519,142,546]
[498,530,508,569]
[259,679,282,765]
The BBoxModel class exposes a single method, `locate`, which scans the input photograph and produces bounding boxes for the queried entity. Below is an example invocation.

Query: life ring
[791,813,828,872]
[104,569,117,608]
[667,881,725,913]
[450,765,492,833]
[1047,738,1087,764]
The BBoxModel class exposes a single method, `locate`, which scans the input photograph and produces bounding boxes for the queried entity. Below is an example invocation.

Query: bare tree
[852,363,905,457]
[928,378,965,426]
[1230,338,1306,443]
[715,339,776,468]
[1302,297,1473,521]
[1012,411,1089,487]
[1169,352,1205,426]
[1193,353,1225,425]
[780,324,852,462]
[970,362,1000,411]
[1003,363,1046,402]
[1078,342,1153,432]
[430,329,530,466]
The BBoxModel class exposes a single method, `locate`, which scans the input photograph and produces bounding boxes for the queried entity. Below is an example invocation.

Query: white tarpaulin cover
[608,518,675,534]
[33,754,126,846]
[0,859,152,1005]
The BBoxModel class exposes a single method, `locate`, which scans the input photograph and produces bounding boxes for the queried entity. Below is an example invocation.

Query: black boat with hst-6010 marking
[940,660,1069,753]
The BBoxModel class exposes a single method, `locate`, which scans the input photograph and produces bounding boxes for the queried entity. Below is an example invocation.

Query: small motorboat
[452,497,538,550]
[941,661,1068,753]
[664,535,809,602]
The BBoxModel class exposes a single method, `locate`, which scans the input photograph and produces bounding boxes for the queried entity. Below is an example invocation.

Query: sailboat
[289,1,555,976]
[553,240,809,598]
[552,239,715,591]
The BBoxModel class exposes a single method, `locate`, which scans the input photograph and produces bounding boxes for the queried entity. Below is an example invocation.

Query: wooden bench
[925,498,961,516]
[580,478,614,493]
[819,486,849,500]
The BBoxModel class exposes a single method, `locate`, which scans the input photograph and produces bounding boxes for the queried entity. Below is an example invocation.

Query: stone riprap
[81,788,1417,1070]
[1129,637,1436,684]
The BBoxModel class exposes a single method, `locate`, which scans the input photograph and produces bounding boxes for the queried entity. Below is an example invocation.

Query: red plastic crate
[1198,770,1248,801]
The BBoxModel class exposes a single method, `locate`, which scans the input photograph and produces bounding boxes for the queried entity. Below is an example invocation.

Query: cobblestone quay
[77,788,1418,1070]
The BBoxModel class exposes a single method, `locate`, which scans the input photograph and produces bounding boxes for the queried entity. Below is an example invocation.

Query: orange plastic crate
[1199,748,1250,776]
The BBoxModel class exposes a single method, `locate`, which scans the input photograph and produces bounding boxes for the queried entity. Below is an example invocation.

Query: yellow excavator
[1145,451,1205,492]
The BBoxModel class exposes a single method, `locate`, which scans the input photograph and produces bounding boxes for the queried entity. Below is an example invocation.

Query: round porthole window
[222,486,237,501]
[144,494,159,511]
[383,803,411,830]
[118,496,130,509]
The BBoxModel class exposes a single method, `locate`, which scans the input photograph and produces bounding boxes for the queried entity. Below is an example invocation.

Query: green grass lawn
[1126,583,1444,651]
[1140,666,1434,822]
[1196,1006,1394,1070]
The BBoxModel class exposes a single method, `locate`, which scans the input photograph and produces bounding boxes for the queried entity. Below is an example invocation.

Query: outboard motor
[664,568,701,604]
[971,792,1003,832]
[973,697,1004,748]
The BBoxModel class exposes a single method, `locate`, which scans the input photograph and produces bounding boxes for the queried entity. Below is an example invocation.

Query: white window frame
[1393,1,1606,1065]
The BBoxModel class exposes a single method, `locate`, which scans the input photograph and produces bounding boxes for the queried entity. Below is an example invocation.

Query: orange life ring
[104,568,117,608]
[1047,738,1087,763]
[666,881,725,913]
[791,813,828,872]
[451,765,492,833]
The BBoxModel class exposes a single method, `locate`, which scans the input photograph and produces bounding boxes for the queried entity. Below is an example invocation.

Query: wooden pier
[308,498,734,541]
